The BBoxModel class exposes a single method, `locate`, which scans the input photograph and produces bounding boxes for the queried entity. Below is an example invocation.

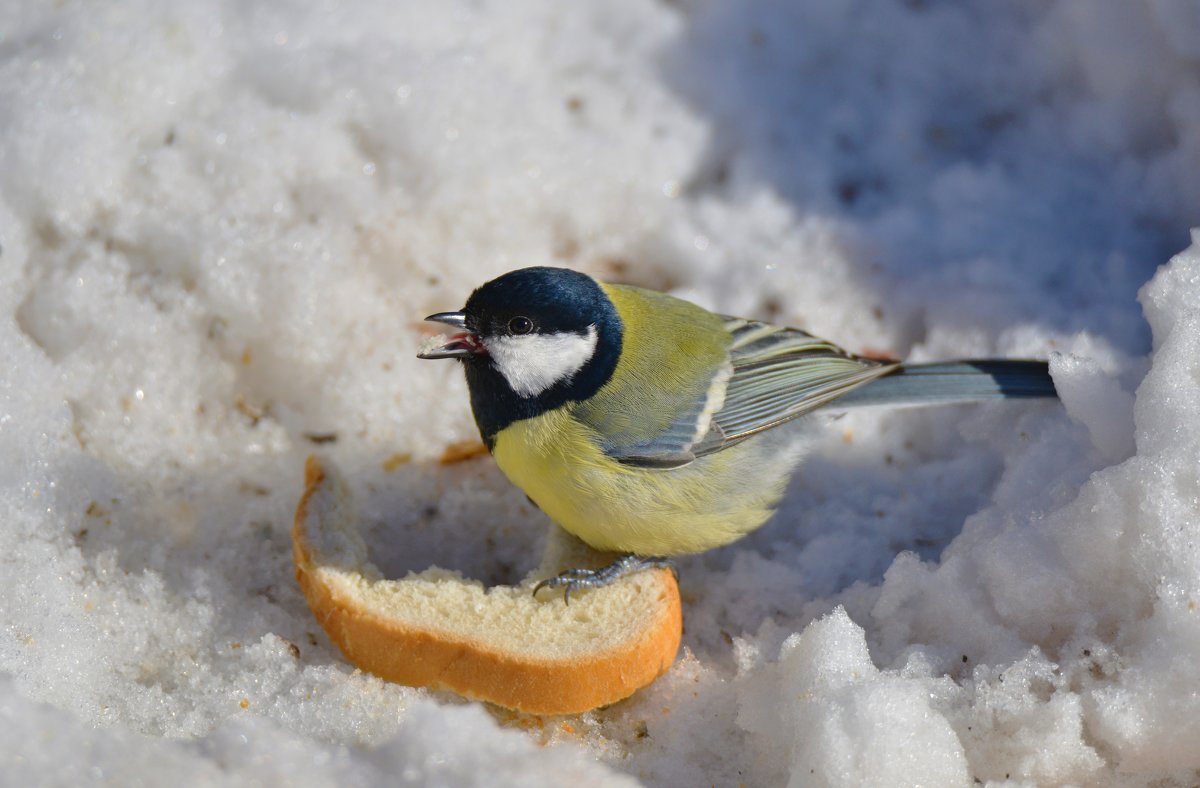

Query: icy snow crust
[2,1,1200,785]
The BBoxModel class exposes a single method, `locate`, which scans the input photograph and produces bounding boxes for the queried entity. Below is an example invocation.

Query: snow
[2,0,1199,785]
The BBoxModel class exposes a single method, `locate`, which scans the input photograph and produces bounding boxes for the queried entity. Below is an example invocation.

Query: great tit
[418,266,1056,597]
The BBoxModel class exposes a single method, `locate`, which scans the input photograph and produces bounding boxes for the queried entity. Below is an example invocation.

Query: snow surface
[2,0,1200,785]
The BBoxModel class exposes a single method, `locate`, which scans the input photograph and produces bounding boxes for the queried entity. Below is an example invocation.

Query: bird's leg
[532,555,676,604]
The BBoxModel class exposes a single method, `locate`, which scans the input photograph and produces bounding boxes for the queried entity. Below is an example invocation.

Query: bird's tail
[835,360,1057,408]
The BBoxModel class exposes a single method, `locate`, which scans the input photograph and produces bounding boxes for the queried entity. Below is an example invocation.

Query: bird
[417,266,1057,599]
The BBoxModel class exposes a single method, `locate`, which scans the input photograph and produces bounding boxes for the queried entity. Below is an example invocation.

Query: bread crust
[292,456,682,715]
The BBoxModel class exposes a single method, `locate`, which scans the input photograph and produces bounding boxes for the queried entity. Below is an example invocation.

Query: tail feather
[834,360,1057,408]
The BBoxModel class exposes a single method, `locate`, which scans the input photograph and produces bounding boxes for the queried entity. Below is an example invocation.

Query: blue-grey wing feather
[602,411,710,468]
[596,362,730,469]
[599,316,893,467]
[696,319,895,454]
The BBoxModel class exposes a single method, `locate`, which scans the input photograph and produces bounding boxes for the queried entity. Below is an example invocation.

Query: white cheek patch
[486,325,599,398]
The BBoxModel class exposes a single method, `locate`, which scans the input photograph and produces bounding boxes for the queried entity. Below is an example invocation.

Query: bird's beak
[417,312,485,359]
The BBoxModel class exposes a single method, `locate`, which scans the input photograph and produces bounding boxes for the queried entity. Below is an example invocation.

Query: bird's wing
[591,361,732,469]
[595,316,894,468]
[694,318,896,454]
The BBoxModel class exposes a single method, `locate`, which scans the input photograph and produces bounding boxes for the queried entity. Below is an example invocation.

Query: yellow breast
[492,408,797,556]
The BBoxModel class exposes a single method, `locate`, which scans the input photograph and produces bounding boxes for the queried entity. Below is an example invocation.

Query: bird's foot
[533,555,676,604]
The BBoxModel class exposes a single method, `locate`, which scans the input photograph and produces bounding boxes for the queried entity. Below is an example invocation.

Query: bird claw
[532,555,675,604]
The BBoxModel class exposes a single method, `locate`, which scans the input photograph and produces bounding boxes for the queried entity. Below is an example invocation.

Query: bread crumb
[382,452,413,472]
[439,440,489,464]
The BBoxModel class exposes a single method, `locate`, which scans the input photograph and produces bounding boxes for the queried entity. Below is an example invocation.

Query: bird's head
[418,267,623,440]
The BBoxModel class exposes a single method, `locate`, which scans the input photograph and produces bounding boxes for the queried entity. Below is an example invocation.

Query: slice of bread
[292,456,682,715]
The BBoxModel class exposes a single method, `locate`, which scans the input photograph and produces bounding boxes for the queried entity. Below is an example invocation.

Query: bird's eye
[508,316,534,335]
